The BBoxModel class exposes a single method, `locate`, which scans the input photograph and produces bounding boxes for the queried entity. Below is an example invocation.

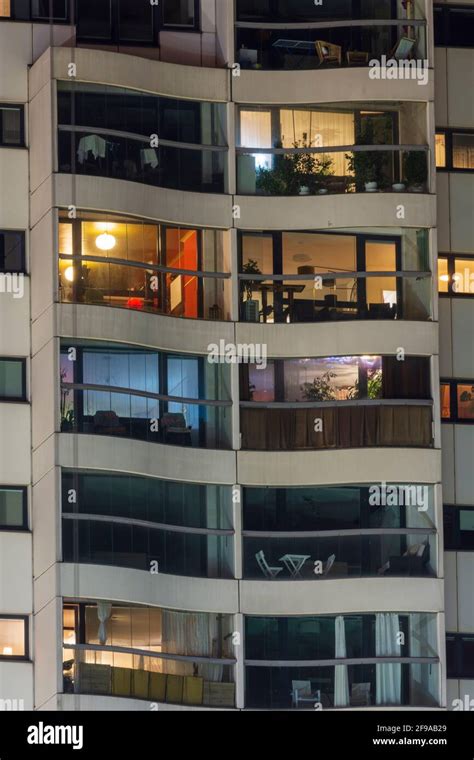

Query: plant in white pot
[345,120,386,192]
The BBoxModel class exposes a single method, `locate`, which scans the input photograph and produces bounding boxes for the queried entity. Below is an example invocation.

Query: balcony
[62,517,234,579]
[245,662,439,709]
[58,129,227,194]
[240,403,433,451]
[237,147,429,196]
[61,387,232,450]
[236,21,427,71]
[243,532,436,580]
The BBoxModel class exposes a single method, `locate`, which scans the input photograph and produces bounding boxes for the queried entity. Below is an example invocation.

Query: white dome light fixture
[64,266,75,282]
[96,231,116,251]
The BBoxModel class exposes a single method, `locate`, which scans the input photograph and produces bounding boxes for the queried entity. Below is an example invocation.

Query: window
[444,505,474,551]
[435,132,446,168]
[438,255,474,296]
[447,634,474,679]
[0,358,26,401]
[441,380,474,422]
[118,0,154,42]
[0,105,23,147]
[76,0,113,40]
[0,0,69,21]
[0,617,27,658]
[0,230,25,272]
[434,5,474,48]
[436,129,474,171]
[162,0,198,29]
[0,487,27,529]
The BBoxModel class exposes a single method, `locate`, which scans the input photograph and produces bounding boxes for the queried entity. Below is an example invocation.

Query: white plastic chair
[255,550,283,579]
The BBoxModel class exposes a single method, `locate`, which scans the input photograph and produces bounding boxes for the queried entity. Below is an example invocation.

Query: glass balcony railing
[61,386,232,450]
[63,646,236,707]
[239,273,432,323]
[240,403,433,450]
[237,148,429,196]
[62,517,234,579]
[236,22,427,71]
[59,258,232,321]
[243,532,437,580]
[245,662,439,710]
[58,129,227,194]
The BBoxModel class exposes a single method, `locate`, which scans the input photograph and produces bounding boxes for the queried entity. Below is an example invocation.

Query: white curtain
[376,613,402,705]
[280,110,355,175]
[97,602,112,646]
[240,110,272,149]
[334,615,350,707]
[161,610,224,682]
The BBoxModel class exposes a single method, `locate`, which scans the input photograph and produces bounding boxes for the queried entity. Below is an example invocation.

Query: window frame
[438,253,474,298]
[0,0,71,22]
[0,229,26,273]
[444,505,474,551]
[0,615,29,661]
[76,0,160,47]
[0,486,28,531]
[446,632,474,679]
[435,128,474,173]
[434,4,474,48]
[0,357,27,402]
[0,103,25,148]
[161,0,200,32]
[440,379,474,424]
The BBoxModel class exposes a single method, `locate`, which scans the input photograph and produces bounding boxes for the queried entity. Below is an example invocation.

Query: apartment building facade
[0,0,471,711]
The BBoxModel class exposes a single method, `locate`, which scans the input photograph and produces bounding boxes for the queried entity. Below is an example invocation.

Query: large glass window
[0,105,23,146]
[0,358,26,400]
[0,487,26,529]
[236,0,395,23]
[434,5,474,47]
[444,505,474,551]
[435,129,474,172]
[447,634,474,679]
[60,342,232,449]
[0,0,69,20]
[440,380,474,423]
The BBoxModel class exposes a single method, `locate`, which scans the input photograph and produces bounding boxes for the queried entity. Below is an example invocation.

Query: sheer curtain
[280,110,355,175]
[161,610,223,682]
[334,616,350,707]
[375,613,401,705]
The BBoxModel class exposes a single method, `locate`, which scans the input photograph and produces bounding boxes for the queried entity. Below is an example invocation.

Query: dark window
[30,0,68,20]
[444,505,474,551]
[447,634,474,678]
[0,230,25,272]
[0,105,23,147]
[162,0,198,28]
[0,487,27,529]
[118,0,154,42]
[0,358,26,401]
[76,0,113,40]
[434,5,474,47]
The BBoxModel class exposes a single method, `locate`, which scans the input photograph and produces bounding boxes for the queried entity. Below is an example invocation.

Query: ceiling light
[96,232,116,251]
[64,266,75,282]
[2,647,12,656]
[439,274,449,282]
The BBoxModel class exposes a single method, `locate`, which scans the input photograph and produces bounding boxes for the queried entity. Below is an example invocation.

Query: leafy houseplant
[345,119,390,192]
[256,137,334,196]
[242,259,262,301]
[403,150,428,191]
[301,371,337,401]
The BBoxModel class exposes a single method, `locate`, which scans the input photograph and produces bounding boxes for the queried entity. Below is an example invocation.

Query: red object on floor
[127,297,144,310]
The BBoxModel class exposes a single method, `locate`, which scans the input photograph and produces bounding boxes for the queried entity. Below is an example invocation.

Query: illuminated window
[457,385,474,420]
[438,258,449,293]
[440,384,451,420]
[453,133,474,169]
[0,618,26,658]
[453,259,474,294]
[435,133,446,168]
[0,0,10,18]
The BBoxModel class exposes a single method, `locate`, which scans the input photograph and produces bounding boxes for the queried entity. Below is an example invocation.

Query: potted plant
[345,119,389,192]
[256,137,334,196]
[301,371,337,401]
[241,259,261,321]
[403,150,428,192]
